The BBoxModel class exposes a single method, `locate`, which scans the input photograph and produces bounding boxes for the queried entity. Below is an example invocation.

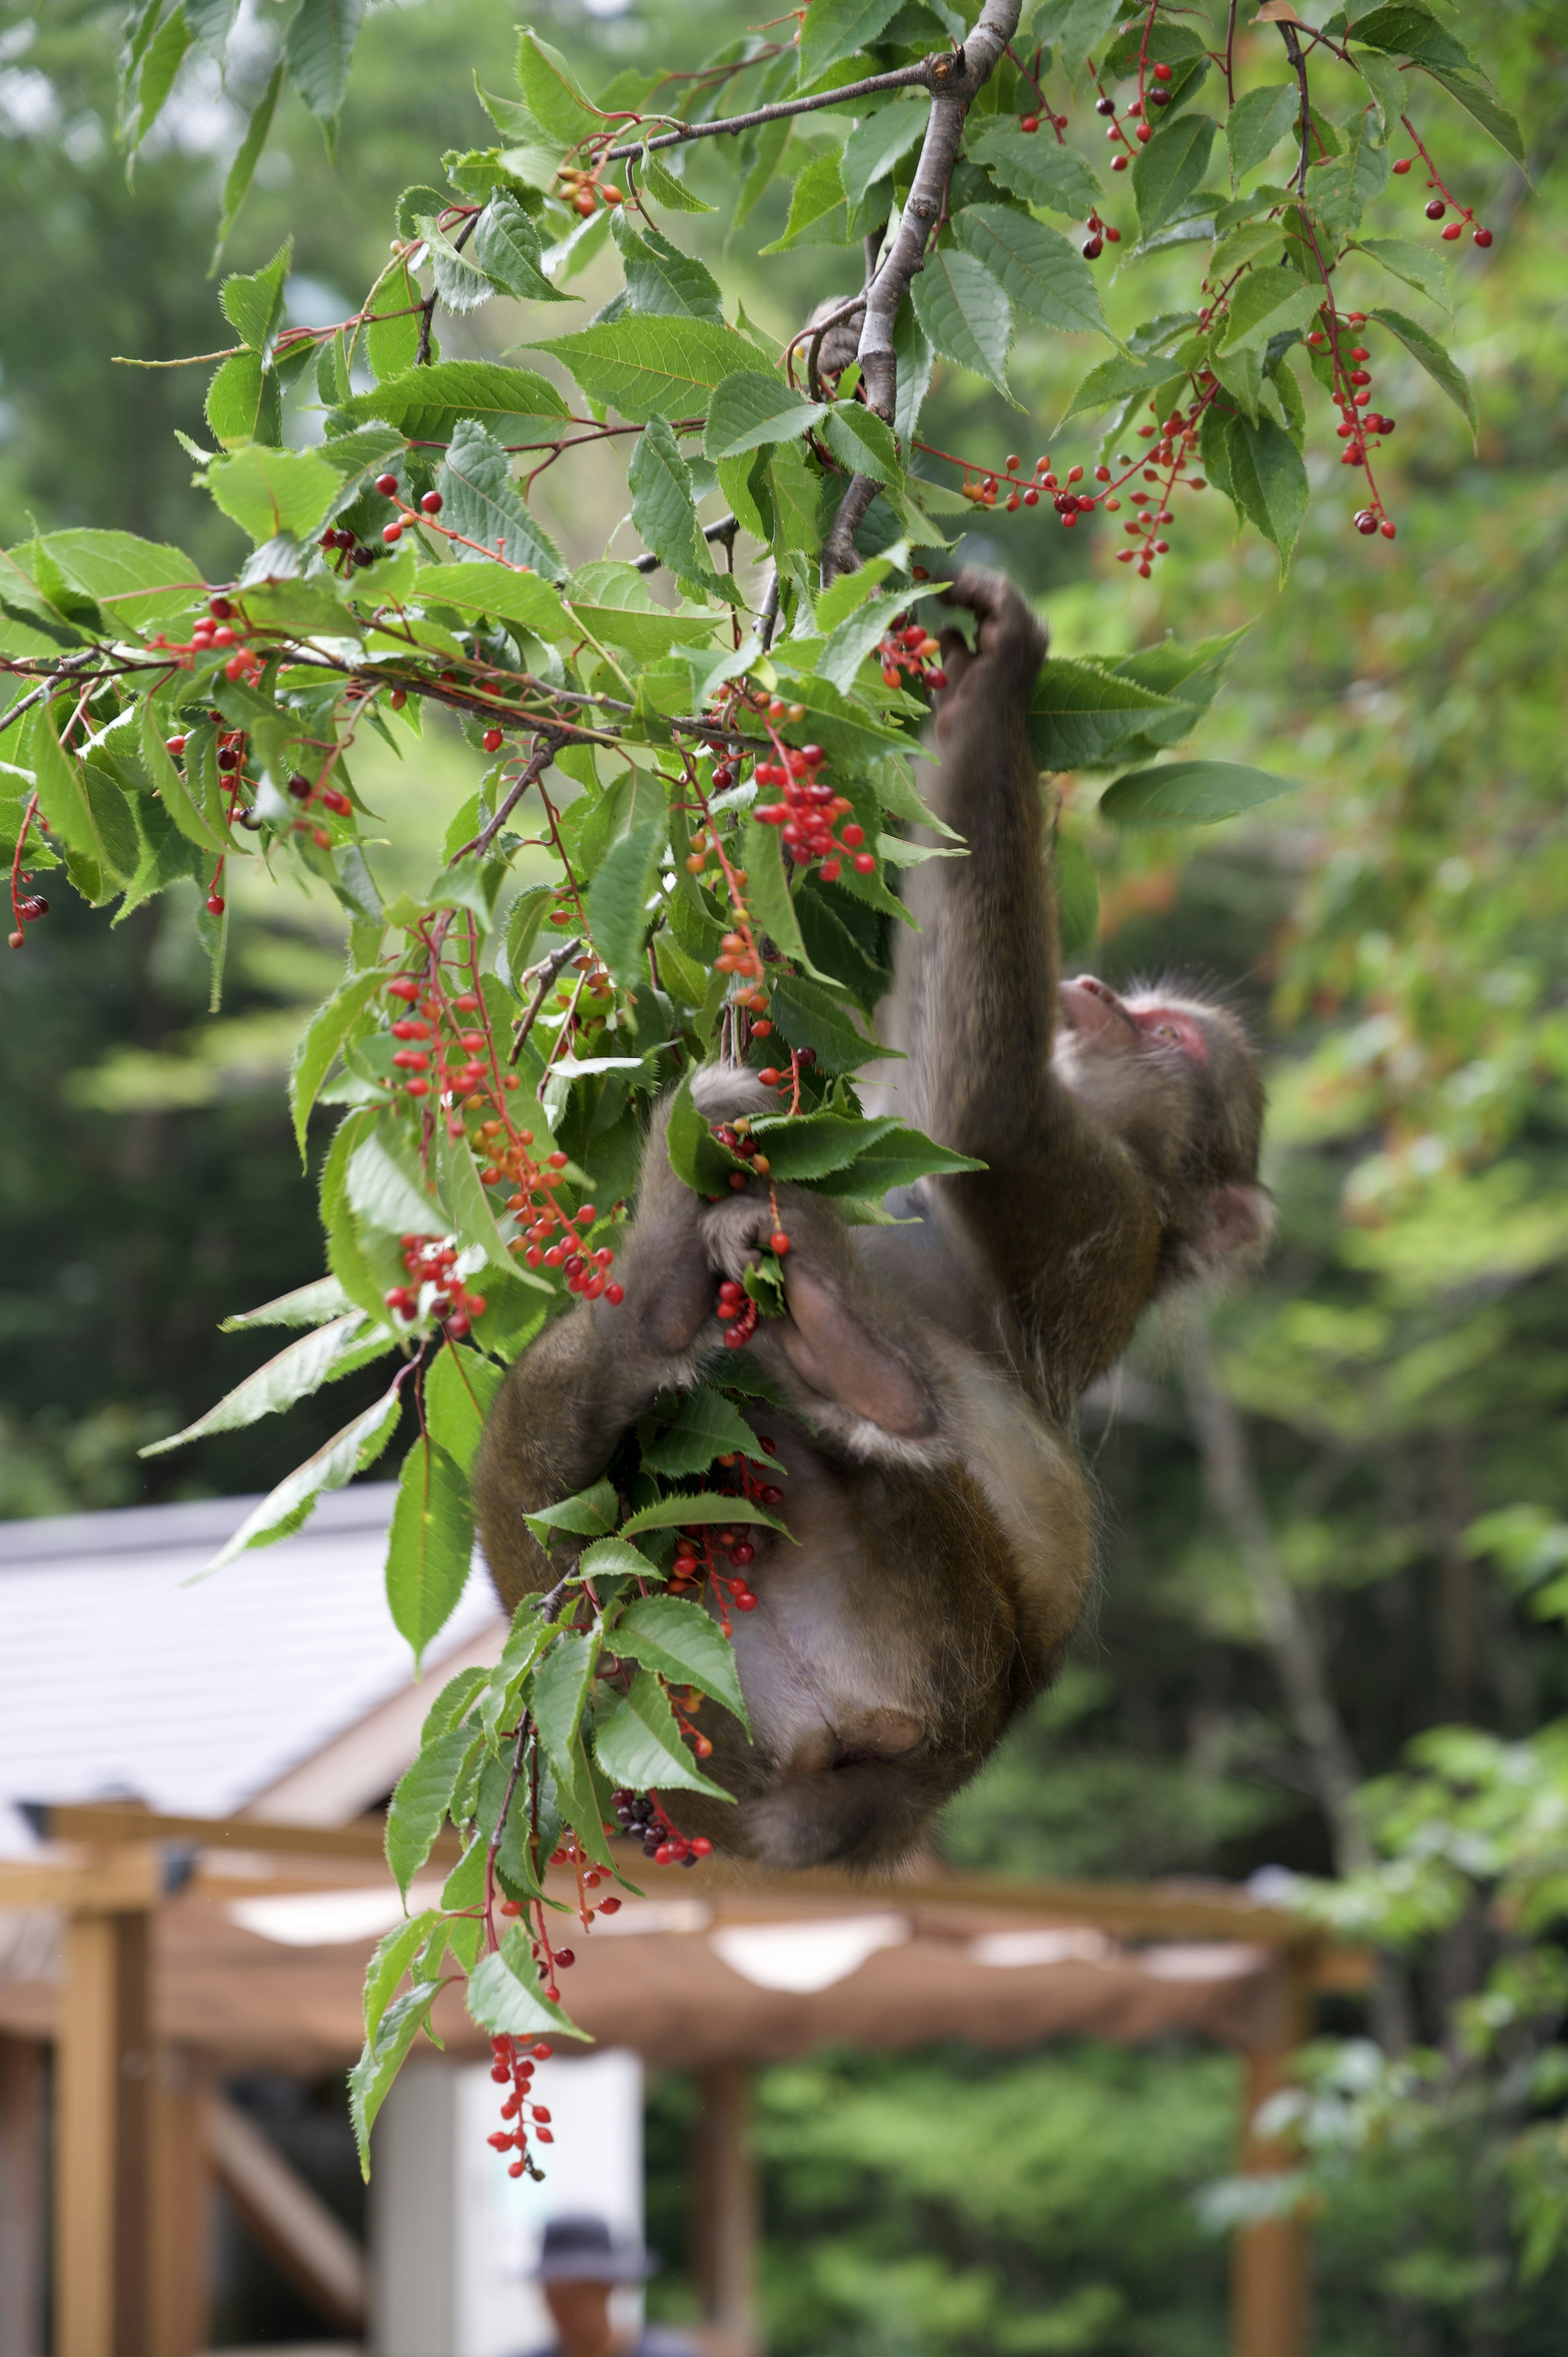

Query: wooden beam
[692,2063,760,2357]
[1231,1961,1314,2357]
[56,1907,155,2357]
[207,2095,367,2333]
[33,1802,459,1871]
[0,1851,159,1913]
[0,2037,45,2357]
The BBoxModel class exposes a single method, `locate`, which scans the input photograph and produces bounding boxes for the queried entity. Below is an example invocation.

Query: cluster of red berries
[385,1233,489,1339]
[7,887,47,950]
[1391,156,1492,244]
[487,2035,554,2179]
[1098,58,1175,168]
[611,1790,711,1864]
[754,744,874,883]
[287,767,354,819]
[961,452,1100,531]
[556,164,623,216]
[372,475,445,553]
[148,594,261,684]
[878,617,949,691]
[1080,209,1121,263]
[1304,316,1398,537]
[1109,407,1204,574]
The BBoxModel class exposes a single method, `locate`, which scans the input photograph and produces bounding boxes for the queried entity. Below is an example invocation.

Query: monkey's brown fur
[475,570,1270,1870]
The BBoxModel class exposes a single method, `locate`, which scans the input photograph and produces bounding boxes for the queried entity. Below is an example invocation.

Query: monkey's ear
[1189,1183,1276,1270]
[777,1267,938,1440]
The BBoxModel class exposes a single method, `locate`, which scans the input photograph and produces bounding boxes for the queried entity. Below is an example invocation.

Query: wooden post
[1231,1956,1314,2357]
[0,2036,46,2357]
[691,2063,760,2357]
[54,1898,156,2357]
[148,2055,209,2357]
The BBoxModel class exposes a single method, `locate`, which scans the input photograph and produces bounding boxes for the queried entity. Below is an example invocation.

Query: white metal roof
[0,1485,503,1844]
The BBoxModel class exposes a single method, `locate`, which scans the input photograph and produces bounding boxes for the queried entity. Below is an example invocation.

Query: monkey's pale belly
[725,1557,931,1773]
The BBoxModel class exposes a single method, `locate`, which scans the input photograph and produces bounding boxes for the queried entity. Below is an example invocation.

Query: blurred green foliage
[4,0,1568,2344]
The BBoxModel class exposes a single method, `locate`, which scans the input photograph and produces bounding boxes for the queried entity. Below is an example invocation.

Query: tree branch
[821,0,1022,582]
[602,56,950,165]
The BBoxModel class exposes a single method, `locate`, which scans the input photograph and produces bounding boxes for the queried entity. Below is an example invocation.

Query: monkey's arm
[893,570,1161,1376]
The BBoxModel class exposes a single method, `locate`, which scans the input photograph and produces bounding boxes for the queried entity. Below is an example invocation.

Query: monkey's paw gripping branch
[0,1491,1363,2357]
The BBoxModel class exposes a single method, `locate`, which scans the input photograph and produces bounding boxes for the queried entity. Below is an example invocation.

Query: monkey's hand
[933,567,1047,747]
[699,1186,937,1442]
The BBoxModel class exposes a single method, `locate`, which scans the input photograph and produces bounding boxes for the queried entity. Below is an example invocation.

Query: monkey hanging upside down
[474,569,1271,1870]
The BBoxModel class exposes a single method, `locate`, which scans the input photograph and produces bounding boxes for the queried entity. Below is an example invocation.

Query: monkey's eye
[1134,1007,1207,1062]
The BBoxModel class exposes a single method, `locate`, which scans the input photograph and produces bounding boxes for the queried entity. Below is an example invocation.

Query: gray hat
[533,2215,659,2283]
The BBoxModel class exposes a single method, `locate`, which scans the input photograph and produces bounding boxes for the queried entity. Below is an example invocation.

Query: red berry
[1153,60,1172,80]
[605,1282,625,1305]
[1096,96,1115,116]
[383,520,403,542]
[1441,221,1461,241]
[165,735,187,756]
[420,491,443,515]
[1354,509,1378,535]
[375,473,399,496]
[770,1231,790,1255]
[1380,519,1396,539]
[206,893,225,914]
[1082,236,1103,259]
[1425,198,1445,219]
[1020,114,1040,133]
[483,728,504,752]
[1473,226,1493,247]
[1393,157,1412,174]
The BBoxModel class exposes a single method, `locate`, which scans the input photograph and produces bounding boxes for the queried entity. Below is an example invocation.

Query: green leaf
[841,96,929,211]
[1057,348,1174,428]
[611,214,724,321]
[798,0,903,84]
[1220,265,1323,356]
[566,560,721,658]
[1225,83,1297,183]
[434,1124,544,1288]
[1054,832,1099,958]
[1369,305,1477,438]
[415,561,570,641]
[42,531,200,638]
[532,1630,601,1779]
[362,1910,442,2045]
[1348,44,1408,141]
[214,58,282,263]
[515,27,599,144]
[347,1126,446,1238]
[618,1488,790,1540]
[638,146,717,214]
[613,1595,749,1730]
[523,1476,619,1550]
[1349,4,1476,76]
[1349,236,1452,314]
[466,1926,593,2039]
[1026,659,1177,770]
[748,1109,900,1182]
[387,1437,475,1669]
[385,1723,477,1896]
[416,216,498,317]
[221,1277,356,1332]
[628,417,714,585]
[820,404,901,485]
[1133,113,1217,240]
[704,372,826,462]
[220,239,292,354]
[338,360,570,444]
[205,353,276,450]
[1307,107,1388,241]
[283,0,363,118]
[26,711,130,890]
[769,970,893,1073]
[585,818,664,988]
[594,1667,733,1800]
[1098,758,1296,827]
[1420,67,1526,168]
[1225,411,1309,576]
[1031,0,1122,76]
[139,1314,389,1456]
[530,319,760,424]
[350,1982,444,2174]
[1209,216,1291,283]
[207,446,339,542]
[425,1344,506,1475]
[911,249,1013,402]
[436,419,565,577]
[965,124,1102,219]
[736,818,813,974]
[576,1535,662,1585]
[811,1125,986,1196]
[290,968,386,1161]
[1209,338,1262,426]
[638,1385,769,1483]
[471,192,571,304]
[204,1381,403,1571]
[759,151,847,254]
[953,205,1108,341]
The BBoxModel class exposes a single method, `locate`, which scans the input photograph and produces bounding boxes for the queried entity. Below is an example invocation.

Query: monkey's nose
[786,1711,926,1773]
[1060,975,1134,1040]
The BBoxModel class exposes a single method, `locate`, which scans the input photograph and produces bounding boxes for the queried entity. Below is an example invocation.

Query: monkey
[474,569,1271,1871]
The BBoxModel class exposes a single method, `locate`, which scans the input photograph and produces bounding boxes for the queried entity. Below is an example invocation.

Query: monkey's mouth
[1060,974,1136,1043]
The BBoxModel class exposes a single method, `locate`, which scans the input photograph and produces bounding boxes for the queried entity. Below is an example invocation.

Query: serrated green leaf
[204,1381,403,1572]
[531,318,760,424]
[769,969,894,1072]
[425,1343,506,1475]
[759,150,847,255]
[466,1927,593,2038]
[43,531,200,638]
[1369,305,1477,438]
[140,1313,390,1456]
[798,0,903,84]
[953,205,1108,341]
[1033,0,1123,77]
[1420,67,1526,168]
[1225,83,1297,183]
[594,1667,733,1799]
[1057,348,1173,428]
[567,559,721,658]
[385,1723,477,1896]
[290,968,386,1160]
[1133,113,1217,239]
[1027,660,1178,770]
[965,124,1102,219]
[704,372,826,462]
[338,360,570,445]
[1220,265,1323,356]
[414,561,570,641]
[584,817,664,988]
[205,352,276,450]
[415,215,498,316]
[350,1982,444,2174]
[283,0,362,118]
[1209,217,1291,283]
[577,1535,662,1584]
[1099,758,1295,827]
[821,403,901,484]
[361,1910,442,2047]
[471,192,571,304]
[436,419,565,577]
[221,1277,356,1333]
[1307,106,1388,241]
[1349,4,1476,76]
[207,445,339,542]
[611,215,724,321]
[1349,236,1452,314]
[637,1385,769,1483]
[220,239,292,355]
[639,145,717,213]
[912,248,1013,401]
[748,1109,899,1182]
[214,58,282,263]
[618,1487,790,1540]
[628,417,713,584]
[841,96,929,211]
[1209,337,1262,426]
[810,1125,986,1197]
[613,1594,749,1730]
[347,1126,446,1238]
[1225,411,1309,575]
[532,1628,601,1780]
[515,28,598,144]
[523,1477,619,1550]
[387,1436,474,1669]
[737,818,814,973]
[26,709,133,888]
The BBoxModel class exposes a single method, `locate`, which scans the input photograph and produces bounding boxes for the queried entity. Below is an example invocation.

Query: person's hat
[532,2214,659,2283]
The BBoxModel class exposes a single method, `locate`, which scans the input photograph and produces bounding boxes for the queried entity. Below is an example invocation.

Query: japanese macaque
[474,570,1271,1870]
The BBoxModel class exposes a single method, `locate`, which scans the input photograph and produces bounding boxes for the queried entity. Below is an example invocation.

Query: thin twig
[633,515,740,576]
[450,736,556,865]
[510,937,585,1067]
[601,57,947,165]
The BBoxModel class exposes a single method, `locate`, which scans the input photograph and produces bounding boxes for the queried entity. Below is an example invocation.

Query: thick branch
[821,0,1022,582]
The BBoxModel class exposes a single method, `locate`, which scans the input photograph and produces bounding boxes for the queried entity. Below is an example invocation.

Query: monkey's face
[657,1422,1027,1871]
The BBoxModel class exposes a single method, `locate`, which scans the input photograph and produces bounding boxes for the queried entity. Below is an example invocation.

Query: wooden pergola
[0,1802,1367,2357]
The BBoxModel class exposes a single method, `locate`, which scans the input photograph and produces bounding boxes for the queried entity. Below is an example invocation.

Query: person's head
[543,2278,614,2355]
[535,2214,657,2351]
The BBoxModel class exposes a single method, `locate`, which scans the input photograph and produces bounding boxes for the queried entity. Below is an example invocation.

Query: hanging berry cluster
[385,1236,488,1339]
[611,1789,714,1865]
[486,2035,555,2180]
